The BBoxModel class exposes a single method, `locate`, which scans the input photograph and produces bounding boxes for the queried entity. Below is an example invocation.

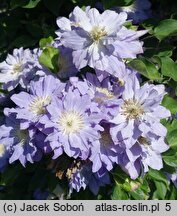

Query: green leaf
[163,155,177,167]
[154,19,177,41]
[163,119,177,151]
[156,50,173,58]
[38,46,59,72]
[166,129,177,149]
[163,119,177,133]
[153,181,167,199]
[10,0,28,9]
[111,183,129,200]
[128,57,161,80]
[162,95,177,115]
[160,57,177,81]
[129,180,147,199]
[144,38,174,58]
[130,188,148,200]
[148,169,169,187]
[166,185,177,200]
[39,36,53,48]
[124,22,138,31]
[22,0,41,8]
[141,19,158,33]
[102,0,134,9]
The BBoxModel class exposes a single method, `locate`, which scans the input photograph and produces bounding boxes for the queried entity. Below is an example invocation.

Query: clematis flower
[89,122,123,172]
[137,135,169,172]
[56,6,147,73]
[67,161,110,195]
[110,73,171,147]
[83,72,123,119]
[66,73,122,121]
[0,48,36,90]
[45,89,103,159]
[10,75,65,128]
[0,110,43,166]
[120,134,169,179]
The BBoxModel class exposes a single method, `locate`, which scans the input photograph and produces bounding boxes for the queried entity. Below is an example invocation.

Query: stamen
[0,144,5,156]
[122,99,144,119]
[29,96,51,115]
[95,87,114,103]
[90,26,107,42]
[12,63,23,74]
[58,110,84,134]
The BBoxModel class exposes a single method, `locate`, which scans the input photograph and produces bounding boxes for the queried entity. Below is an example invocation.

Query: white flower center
[122,99,144,119]
[15,129,28,146]
[58,110,84,134]
[29,96,51,115]
[12,63,23,74]
[0,144,5,157]
[90,26,107,42]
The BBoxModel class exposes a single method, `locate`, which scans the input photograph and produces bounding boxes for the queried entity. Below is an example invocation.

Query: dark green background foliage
[0,0,177,200]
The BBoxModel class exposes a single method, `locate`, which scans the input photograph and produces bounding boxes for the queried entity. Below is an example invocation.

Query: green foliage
[166,185,177,200]
[162,119,177,154]
[148,169,169,187]
[23,0,41,9]
[10,0,29,9]
[111,167,150,200]
[128,57,161,80]
[0,0,177,200]
[148,169,169,199]
[154,19,177,41]
[161,119,177,171]
[163,155,177,167]
[112,183,129,200]
[152,181,167,199]
[162,95,177,115]
[39,36,54,48]
[38,46,59,72]
[10,0,41,9]
[160,57,177,81]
